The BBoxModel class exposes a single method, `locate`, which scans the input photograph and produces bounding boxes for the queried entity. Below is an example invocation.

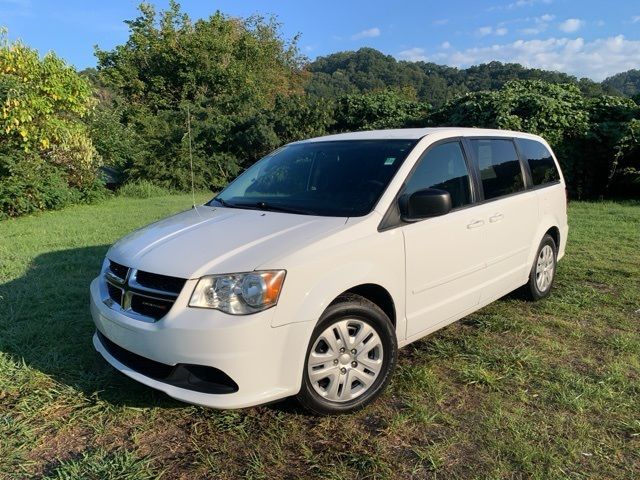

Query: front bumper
[90,277,313,408]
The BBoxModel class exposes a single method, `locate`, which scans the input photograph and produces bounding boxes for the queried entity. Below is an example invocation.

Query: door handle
[467,219,485,229]
[489,213,504,223]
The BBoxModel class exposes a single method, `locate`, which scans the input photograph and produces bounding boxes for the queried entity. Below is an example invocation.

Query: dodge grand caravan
[90,127,568,414]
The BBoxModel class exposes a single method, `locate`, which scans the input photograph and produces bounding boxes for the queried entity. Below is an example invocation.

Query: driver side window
[404,141,472,209]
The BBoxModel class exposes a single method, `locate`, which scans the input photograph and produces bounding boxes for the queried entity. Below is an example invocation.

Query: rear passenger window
[404,141,472,209]
[516,138,560,186]
[470,139,524,200]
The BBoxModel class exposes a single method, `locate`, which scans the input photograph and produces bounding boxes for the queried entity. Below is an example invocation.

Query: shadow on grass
[0,246,186,409]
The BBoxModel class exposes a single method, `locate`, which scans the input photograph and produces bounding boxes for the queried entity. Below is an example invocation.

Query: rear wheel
[523,234,557,301]
[296,293,397,415]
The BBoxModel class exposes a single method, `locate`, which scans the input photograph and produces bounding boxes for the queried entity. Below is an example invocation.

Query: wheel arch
[545,225,560,250]
[334,283,397,327]
[527,219,562,269]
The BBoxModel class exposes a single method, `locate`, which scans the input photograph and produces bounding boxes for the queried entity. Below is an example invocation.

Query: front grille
[135,270,186,294]
[109,260,128,280]
[97,331,239,394]
[103,260,186,321]
[106,283,123,305]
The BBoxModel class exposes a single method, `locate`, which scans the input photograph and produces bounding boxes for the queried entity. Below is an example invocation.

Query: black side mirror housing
[399,188,452,221]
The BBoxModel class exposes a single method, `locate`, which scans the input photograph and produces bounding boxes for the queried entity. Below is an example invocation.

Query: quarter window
[404,142,472,209]
[470,139,524,200]
[516,138,560,186]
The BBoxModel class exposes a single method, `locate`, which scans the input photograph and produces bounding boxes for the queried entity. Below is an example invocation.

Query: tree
[95,1,307,190]
[305,48,612,108]
[333,88,429,132]
[0,30,103,217]
[602,69,640,97]
[429,81,594,195]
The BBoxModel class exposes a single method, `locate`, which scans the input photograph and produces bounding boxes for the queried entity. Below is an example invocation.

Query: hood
[107,206,347,279]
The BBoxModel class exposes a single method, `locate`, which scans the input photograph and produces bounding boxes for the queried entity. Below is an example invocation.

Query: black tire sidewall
[297,295,397,415]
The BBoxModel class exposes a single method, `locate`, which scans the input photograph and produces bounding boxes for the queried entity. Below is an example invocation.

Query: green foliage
[230,94,335,162]
[0,152,77,218]
[602,69,640,97]
[86,99,147,174]
[333,88,429,131]
[610,118,640,195]
[430,80,589,143]
[94,1,307,191]
[306,48,613,108]
[0,31,106,217]
[0,33,94,152]
[117,179,173,198]
[3,6,640,217]
[577,96,640,197]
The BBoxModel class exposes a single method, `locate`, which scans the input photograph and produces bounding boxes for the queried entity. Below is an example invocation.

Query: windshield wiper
[234,201,313,215]
[210,197,237,208]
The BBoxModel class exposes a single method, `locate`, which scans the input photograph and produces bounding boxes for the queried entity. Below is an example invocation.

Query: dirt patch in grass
[27,425,93,475]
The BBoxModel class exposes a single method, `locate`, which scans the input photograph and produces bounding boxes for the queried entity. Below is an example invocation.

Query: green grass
[1,196,639,479]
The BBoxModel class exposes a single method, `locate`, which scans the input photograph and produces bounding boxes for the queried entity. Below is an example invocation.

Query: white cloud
[519,13,555,35]
[410,35,640,81]
[558,18,584,33]
[398,47,427,62]
[432,19,449,26]
[632,16,640,24]
[351,27,380,40]
[441,41,451,49]
[477,25,509,37]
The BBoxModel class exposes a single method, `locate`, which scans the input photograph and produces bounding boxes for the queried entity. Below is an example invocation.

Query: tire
[296,293,397,415]
[522,234,557,301]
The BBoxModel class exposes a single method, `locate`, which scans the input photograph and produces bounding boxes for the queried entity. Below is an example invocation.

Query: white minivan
[90,127,568,414]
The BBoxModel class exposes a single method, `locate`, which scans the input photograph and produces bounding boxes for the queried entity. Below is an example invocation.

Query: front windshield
[211,140,417,217]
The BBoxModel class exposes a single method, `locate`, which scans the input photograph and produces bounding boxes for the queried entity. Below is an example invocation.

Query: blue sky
[1,0,639,80]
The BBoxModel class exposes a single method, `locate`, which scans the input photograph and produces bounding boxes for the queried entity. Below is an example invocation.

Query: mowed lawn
[0,195,639,480]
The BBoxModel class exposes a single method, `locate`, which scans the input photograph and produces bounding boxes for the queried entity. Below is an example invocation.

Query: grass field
[1,195,639,479]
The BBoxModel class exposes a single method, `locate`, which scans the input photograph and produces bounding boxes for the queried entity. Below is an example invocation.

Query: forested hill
[305,47,630,107]
[602,69,640,97]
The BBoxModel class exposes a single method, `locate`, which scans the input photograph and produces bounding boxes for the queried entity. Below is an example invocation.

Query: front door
[402,140,485,339]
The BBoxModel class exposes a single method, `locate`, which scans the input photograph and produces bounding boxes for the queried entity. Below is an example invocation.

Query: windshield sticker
[384,157,396,165]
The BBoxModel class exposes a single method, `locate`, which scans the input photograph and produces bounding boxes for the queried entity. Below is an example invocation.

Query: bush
[94,2,307,191]
[117,180,173,198]
[334,88,429,132]
[0,31,107,218]
[0,153,78,218]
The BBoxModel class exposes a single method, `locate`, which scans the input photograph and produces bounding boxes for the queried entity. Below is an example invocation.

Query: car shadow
[0,245,186,409]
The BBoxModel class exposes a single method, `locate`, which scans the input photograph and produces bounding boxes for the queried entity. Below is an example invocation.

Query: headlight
[189,270,286,315]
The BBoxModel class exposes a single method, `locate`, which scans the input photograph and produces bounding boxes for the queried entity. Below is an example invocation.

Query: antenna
[186,105,198,213]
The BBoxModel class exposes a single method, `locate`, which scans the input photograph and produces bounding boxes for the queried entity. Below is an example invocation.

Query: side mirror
[399,188,452,221]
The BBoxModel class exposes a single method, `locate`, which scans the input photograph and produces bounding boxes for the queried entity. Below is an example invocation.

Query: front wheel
[522,234,558,301]
[296,293,397,415]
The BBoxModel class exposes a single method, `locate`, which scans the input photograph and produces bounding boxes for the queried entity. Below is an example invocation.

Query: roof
[294,127,543,143]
